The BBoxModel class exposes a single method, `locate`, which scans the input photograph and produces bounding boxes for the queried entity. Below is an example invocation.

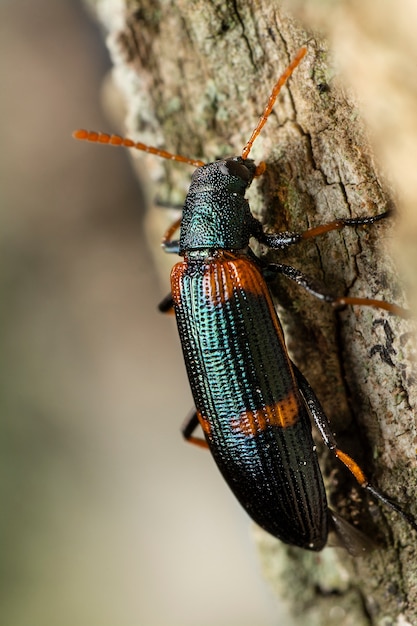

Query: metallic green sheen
[172,254,328,550]
[179,157,262,252]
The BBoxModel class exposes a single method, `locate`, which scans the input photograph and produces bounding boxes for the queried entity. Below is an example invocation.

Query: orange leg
[181,410,209,449]
[293,363,417,532]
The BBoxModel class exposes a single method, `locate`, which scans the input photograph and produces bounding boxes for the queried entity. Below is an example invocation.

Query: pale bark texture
[86,1,417,624]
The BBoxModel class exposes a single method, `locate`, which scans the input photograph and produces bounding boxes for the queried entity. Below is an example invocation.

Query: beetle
[74,47,416,551]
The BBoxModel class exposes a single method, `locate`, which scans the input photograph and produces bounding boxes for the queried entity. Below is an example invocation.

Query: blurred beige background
[0,1,290,625]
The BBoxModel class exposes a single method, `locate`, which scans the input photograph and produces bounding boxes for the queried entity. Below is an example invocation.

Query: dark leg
[300,210,392,241]
[181,409,209,449]
[158,293,174,313]
[261,210,392,250]
[292,363,417,532]
[266,263,410,318]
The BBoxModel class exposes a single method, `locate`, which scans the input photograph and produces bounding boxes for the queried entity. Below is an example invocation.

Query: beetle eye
[222,159,251,181]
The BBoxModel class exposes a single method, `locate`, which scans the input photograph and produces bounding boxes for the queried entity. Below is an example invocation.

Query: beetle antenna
[241,47,307,160]
[72,129,205,168]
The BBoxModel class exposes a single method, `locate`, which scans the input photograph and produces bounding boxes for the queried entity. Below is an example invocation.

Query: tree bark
[85,1,417,624]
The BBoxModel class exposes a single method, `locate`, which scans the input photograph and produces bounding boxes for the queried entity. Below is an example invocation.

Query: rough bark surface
[85,1,417,624]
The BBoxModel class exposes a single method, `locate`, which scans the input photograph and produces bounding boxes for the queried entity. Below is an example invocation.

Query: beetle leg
[260,210,391,251]
[265,263,334,301]
[181,409,209,449]
[161,216,182,254]
[300,210,391,241]
[330,296,410,317]
[293,363,417,532]
[266,262,410,317]
[158,293,175,313]
[259,231,303,249]
[163,241,180,254]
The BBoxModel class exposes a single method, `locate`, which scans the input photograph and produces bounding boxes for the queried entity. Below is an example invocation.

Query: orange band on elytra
[232,392,300,437]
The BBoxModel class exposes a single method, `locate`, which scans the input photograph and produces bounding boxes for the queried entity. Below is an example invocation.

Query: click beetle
[74,47,416,551]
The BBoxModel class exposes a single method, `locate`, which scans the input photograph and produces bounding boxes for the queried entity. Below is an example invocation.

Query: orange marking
[197,411,212,437]
[232,391,300,437]
[202,252,274,307]
[201,252,288,351]
[205,255,250,306]
[335,449,367,486]
[220,252,287,346]
[207,261,226,307]
[170,262,186,307]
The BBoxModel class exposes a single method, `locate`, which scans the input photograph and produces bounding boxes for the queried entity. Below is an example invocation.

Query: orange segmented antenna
[72,130,205,168]
[241,47,307,160]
